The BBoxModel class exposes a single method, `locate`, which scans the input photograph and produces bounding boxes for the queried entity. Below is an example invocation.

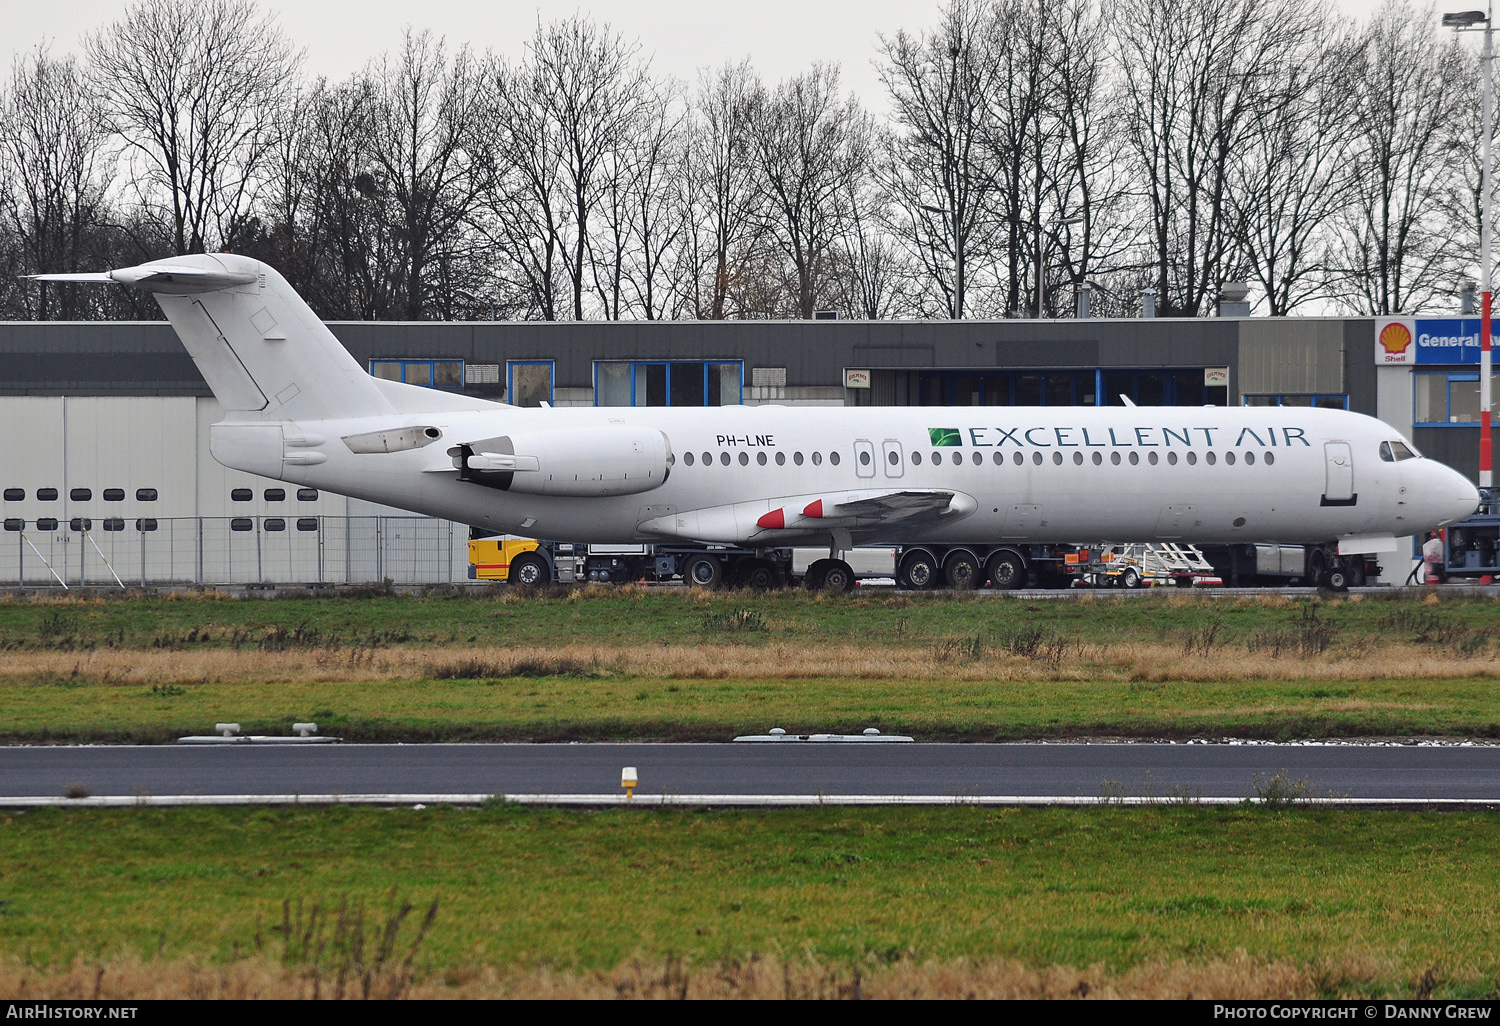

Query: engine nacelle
[450,426,671,497]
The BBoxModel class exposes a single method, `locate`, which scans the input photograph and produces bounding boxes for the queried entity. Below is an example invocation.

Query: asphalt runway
[3,742,1499,805]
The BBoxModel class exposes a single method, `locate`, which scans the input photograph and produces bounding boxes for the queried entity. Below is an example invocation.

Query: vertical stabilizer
[148,255,394,420]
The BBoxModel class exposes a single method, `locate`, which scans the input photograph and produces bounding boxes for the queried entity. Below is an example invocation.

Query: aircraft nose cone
[1450,476,1481,524]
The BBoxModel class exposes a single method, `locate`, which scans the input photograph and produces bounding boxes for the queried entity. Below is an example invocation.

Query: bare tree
[0,46,115,317]
[681,61,762,319]
[1332,0,1472,315]
[1115,0,1313,316]
[876,0,1003,317]
[747,64,874,318]
[1228,9,1362,314]
[86,0,300,255]
[362,31,490,319]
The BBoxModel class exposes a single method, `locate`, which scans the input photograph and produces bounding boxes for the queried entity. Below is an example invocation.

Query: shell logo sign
[1375,318,1414,364]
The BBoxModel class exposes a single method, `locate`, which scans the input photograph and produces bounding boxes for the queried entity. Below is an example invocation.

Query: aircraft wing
[640,488,977,545]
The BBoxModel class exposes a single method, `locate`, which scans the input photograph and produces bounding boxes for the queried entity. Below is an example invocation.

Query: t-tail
[30,254,483,421]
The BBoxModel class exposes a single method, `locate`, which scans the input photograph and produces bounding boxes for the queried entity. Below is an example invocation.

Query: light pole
[1445,7,1494,490]
[1036,214,1084,318]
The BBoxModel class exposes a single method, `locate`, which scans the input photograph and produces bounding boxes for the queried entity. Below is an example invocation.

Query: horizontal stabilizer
[29,261,258,295]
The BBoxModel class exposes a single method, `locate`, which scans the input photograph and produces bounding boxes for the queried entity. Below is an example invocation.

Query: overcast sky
[3,0,1431,116]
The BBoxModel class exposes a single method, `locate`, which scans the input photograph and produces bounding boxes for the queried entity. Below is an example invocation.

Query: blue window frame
[1414,371,1498,425]
[369,359,464,389]
[1243,394,1349,410]
[594,361,743,406]
[507,361,555,407]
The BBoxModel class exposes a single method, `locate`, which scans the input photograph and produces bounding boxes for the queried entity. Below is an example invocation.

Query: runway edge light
[621,766,638,799]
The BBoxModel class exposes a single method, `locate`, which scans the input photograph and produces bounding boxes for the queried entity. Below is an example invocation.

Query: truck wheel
[820,559,856,592]
[1320,566,1349,592]
[898,550,937,590]
[1121,567,1142,589]
[509,552,549,588]
[943,550,980,589]
[985,550,1026,590]
[739,559,779,591]
[684,554,723,588]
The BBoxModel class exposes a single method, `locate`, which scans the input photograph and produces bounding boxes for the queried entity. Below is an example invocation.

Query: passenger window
[1110,452,1121,465]
[684,452,694,466]
[1264,452,1275,466]
[992,452,1002,466]
[701,452,711,465]
[776,452,786,466]
[756,452,767,466]
[971,452,982,466]
[1186,452,1198,465]
[889,451,900,466]
[738,452,748,466]
[794,453,804,466]
[812,452,823,466]
[1147,452,1159,465]
[859,451,871,466]
[1051,452,1063,465]
[1031,452,1043,466]
[830,452,841,466]
[1206,452,1217,465]
[1128,452,1139,466]
[1167,452,1178,466]
[1013,452,1024,466]
[1073,452,1083,465]
[720,452,730,466]
[1225,452,1236,465]
[950,452,961,466]
[1092,452,1102,465]
[1245,452,1256,465]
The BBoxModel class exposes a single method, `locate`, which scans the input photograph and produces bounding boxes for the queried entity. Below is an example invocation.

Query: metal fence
[0,516,466,588]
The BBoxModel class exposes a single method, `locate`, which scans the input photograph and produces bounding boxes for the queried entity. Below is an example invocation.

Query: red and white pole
[1482,7,1494,490]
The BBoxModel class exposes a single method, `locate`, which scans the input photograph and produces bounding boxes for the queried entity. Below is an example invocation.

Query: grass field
[0,588,1496,742]
[3,804,1498,999]
[3,588,1498,999]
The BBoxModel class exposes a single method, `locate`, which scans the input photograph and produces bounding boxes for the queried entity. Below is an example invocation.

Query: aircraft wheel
[898,551,938,590]
[684,554,724,588]
[1121,567,1142,589]
[509,552,550,589]
[820,559,856,592]
[943,550,980,589]
[739,559,780,592]
[985,550,1026,590]
[1321,566,1349,592]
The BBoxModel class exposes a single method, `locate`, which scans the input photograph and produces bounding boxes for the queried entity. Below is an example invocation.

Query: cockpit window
[1381,440,1419,462]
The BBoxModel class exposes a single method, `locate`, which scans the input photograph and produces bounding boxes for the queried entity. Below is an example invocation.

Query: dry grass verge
[3,638,1497,685]
[0,950,1411,1000]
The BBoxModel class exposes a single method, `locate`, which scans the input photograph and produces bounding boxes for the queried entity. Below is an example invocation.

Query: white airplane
[35,254,1480,589]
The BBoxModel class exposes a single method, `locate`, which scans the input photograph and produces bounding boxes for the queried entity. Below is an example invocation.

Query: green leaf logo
[928,427,962,447]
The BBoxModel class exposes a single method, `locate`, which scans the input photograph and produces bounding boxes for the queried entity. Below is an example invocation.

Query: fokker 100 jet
[34,255,1480,589]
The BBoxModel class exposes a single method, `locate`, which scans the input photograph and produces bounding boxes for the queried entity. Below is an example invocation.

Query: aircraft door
[1323,442,1355,505]
[854,439,876,479]
[881,439,904,478]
